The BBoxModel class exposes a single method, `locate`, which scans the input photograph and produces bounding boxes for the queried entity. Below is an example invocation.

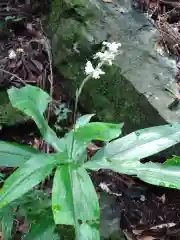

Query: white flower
[84,41,121,78]
[92,68,105,79]
[102,41,121,53]
[85,61,94,75]
[16,48,24,53]
[8,49,16,59]
[94,50,115,65]
[85,61,105,79]
[93,41,121,65]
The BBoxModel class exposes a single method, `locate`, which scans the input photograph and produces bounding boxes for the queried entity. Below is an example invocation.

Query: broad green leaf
[84,124,180,170]
[8,86,64,152]
[83,124,180,190]
[164,156,180,166]
[65,132,88,163]
[0,141,40,167]
[0,206,13,240]
[73,122,123,144]
[8,85,50,115]
[0,153,64,208]
[24,209,59,240]
[136,162,180,189]
[79,223,100,240]
[52,166,100,240]
[65,122,123,162]
[75,114,95,129]
[52,166,74,224]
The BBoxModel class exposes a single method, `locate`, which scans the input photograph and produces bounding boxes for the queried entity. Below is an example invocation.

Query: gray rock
[46,0,180,129]
[45,0,180,156]
[99,193,125,240]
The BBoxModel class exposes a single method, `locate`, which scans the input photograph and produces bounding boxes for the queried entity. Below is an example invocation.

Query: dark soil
[91,170,180,239]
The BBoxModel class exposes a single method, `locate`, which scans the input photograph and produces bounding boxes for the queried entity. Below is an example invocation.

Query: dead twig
[39,20,54,153]
[0,68,26,86]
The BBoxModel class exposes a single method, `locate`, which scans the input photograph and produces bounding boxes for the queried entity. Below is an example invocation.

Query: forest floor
[0,1,180,239]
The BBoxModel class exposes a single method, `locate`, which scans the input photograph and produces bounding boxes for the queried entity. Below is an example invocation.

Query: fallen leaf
[123,231,136,240]
[18,222,29,233]
[158,193,166,204]
[87,143,100,157]
[139,237,156,240]
[150,222,176,229]
[87,143,100,151]
[103,0,113,3]
[132,229,144,235]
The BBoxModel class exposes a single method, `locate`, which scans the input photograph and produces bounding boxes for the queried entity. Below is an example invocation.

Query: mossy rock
[45,0,166,134]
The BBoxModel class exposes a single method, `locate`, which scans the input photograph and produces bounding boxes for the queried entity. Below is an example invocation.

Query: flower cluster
[8,49,16,59]
[8,48,24,59]
[85,61,105,79]
[85,41,121,79]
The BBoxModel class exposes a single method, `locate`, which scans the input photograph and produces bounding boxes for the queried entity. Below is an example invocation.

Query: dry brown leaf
[123,231,136,240]
[150,222,176,229]
[138,236,156,240]
[139,219,145,224]
[103,0,113,3]
[160,193,166,204]
[132,229,144,235]
[158,215,163,221]
[18,222,29,233]
[33,138,41,149]
[87,143,100,151]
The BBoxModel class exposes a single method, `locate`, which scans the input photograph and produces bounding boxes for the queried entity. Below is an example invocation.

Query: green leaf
[52,166,74,224]
[65,122,123,162]
[75,114,95,129]
[84,124,180,170]
[52,166,100,239]
[164,156,180,166]
[0,153,61,208]
[83,124,180,190]
[8,85,50,115]
[8,86,64,152]
[24,209,59,240]
[0,141,40,167]
[136,162,180,189]
[0,206,13,240]
[65,133,88,163]
[74,122,123,144]
[79,223,100,240]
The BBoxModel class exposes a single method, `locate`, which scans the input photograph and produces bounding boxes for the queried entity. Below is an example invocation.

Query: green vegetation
[0,1,179,239]
[0,85,180,239]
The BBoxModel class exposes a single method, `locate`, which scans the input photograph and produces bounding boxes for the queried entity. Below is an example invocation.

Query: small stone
[140,195,146,201]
